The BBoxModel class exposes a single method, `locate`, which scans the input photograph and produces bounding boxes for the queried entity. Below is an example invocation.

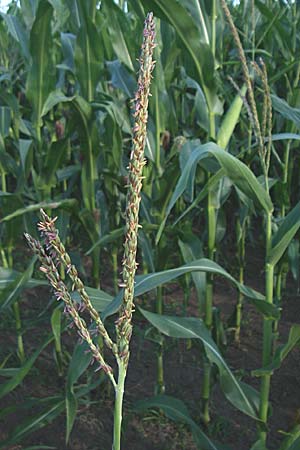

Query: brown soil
[0,244,299,450]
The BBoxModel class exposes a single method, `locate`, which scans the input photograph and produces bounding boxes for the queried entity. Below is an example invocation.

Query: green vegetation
[0,1,300,449]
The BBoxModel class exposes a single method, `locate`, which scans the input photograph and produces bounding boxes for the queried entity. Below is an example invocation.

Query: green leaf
[268,202,300,266]
[135,395,227,450]
[0,399,64,449]
[85,286,113,312]
[51,307,62,353]
[250,440,267,450]
[280,426,300,450]
[0,106,12,137]
[41,90,75,117]
[74,17,103,101]
[0,199,77,222]
[217,85,247,149]
[0,266,46,290]
[26,0,55,128]
[0,258,36,311]
[19,139,33,178]
[107,60,136,98]
[102,0,134,71]
[65,340,92,442]
[1,13,30,61]
[271,95,300,129]
[157,142,273,243]
[139,0,219,112]
[71,96,97,212]
[0,333,54,400]
[101,258,275,322]
[42,138,69,187]
[267,133,300,142]
[139,309,260,420]
[65,389,77,444]
[85,227,124,255]
[178,236,205,310]
[252,325,300,376]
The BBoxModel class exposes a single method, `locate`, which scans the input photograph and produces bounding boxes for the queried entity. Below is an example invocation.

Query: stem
[92,248,101,288]
[112,362,126,450]
[156,284,165,394]
[211,0,217,59]
[201,107,216,424]
[112,247,118,294]
[235,220,246,343]
[202,360,211,425]
[13,302,25,364]
[154,77,162,176]
[259,213,274,444]
[1,171,6,191]
[235,266,244,343]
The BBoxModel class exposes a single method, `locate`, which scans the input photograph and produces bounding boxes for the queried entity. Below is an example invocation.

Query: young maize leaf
[156,141,273,243]
[139,308,260,420]
[101,258,279,321]
[135,394,228,450]
[268,201,300,266]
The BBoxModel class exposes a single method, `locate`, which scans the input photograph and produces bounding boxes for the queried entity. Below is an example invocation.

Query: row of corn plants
[0,0,300,449]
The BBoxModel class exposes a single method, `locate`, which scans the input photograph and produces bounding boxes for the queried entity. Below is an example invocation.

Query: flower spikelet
[35,209,116,354]
[116,12,156,364]
[24,232,115,382]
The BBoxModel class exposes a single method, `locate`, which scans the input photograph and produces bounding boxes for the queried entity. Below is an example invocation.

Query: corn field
[0,1,300,449]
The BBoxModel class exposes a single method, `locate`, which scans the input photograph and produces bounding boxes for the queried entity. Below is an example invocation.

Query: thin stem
[1,171,6,191]
[156,284,165,394]
[13,302,25,364]
[112,362,126,450]
[201,106,216,425]
[112,247,118,294]
[259,213,274,444]
[211,0,217,59]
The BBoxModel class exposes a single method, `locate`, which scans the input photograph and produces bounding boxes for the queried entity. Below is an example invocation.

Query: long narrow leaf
[101,258,276,321]
[140,309,260,420]
[268,202,300,266]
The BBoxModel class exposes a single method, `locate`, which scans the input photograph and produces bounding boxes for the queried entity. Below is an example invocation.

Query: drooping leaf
[102,0,135,71]
[0,258,36,311]
[84,287,113,312]
[268,202,300,266]
[271,95,300,129]
[101,258,276,322]
[156,142,273,243]
[252,325,300,376]
[0,199,77,222]
[139,309,260,420]
[178,236,205,312]
[41,90,75,117]
[135,395,228,450]
[0,333,54,400]
[107,60,136,98]
[0,399,64,449]
[0,266,46,290]
[1,13,30,61]
[139,0,220,112]
[279,426,300,450]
